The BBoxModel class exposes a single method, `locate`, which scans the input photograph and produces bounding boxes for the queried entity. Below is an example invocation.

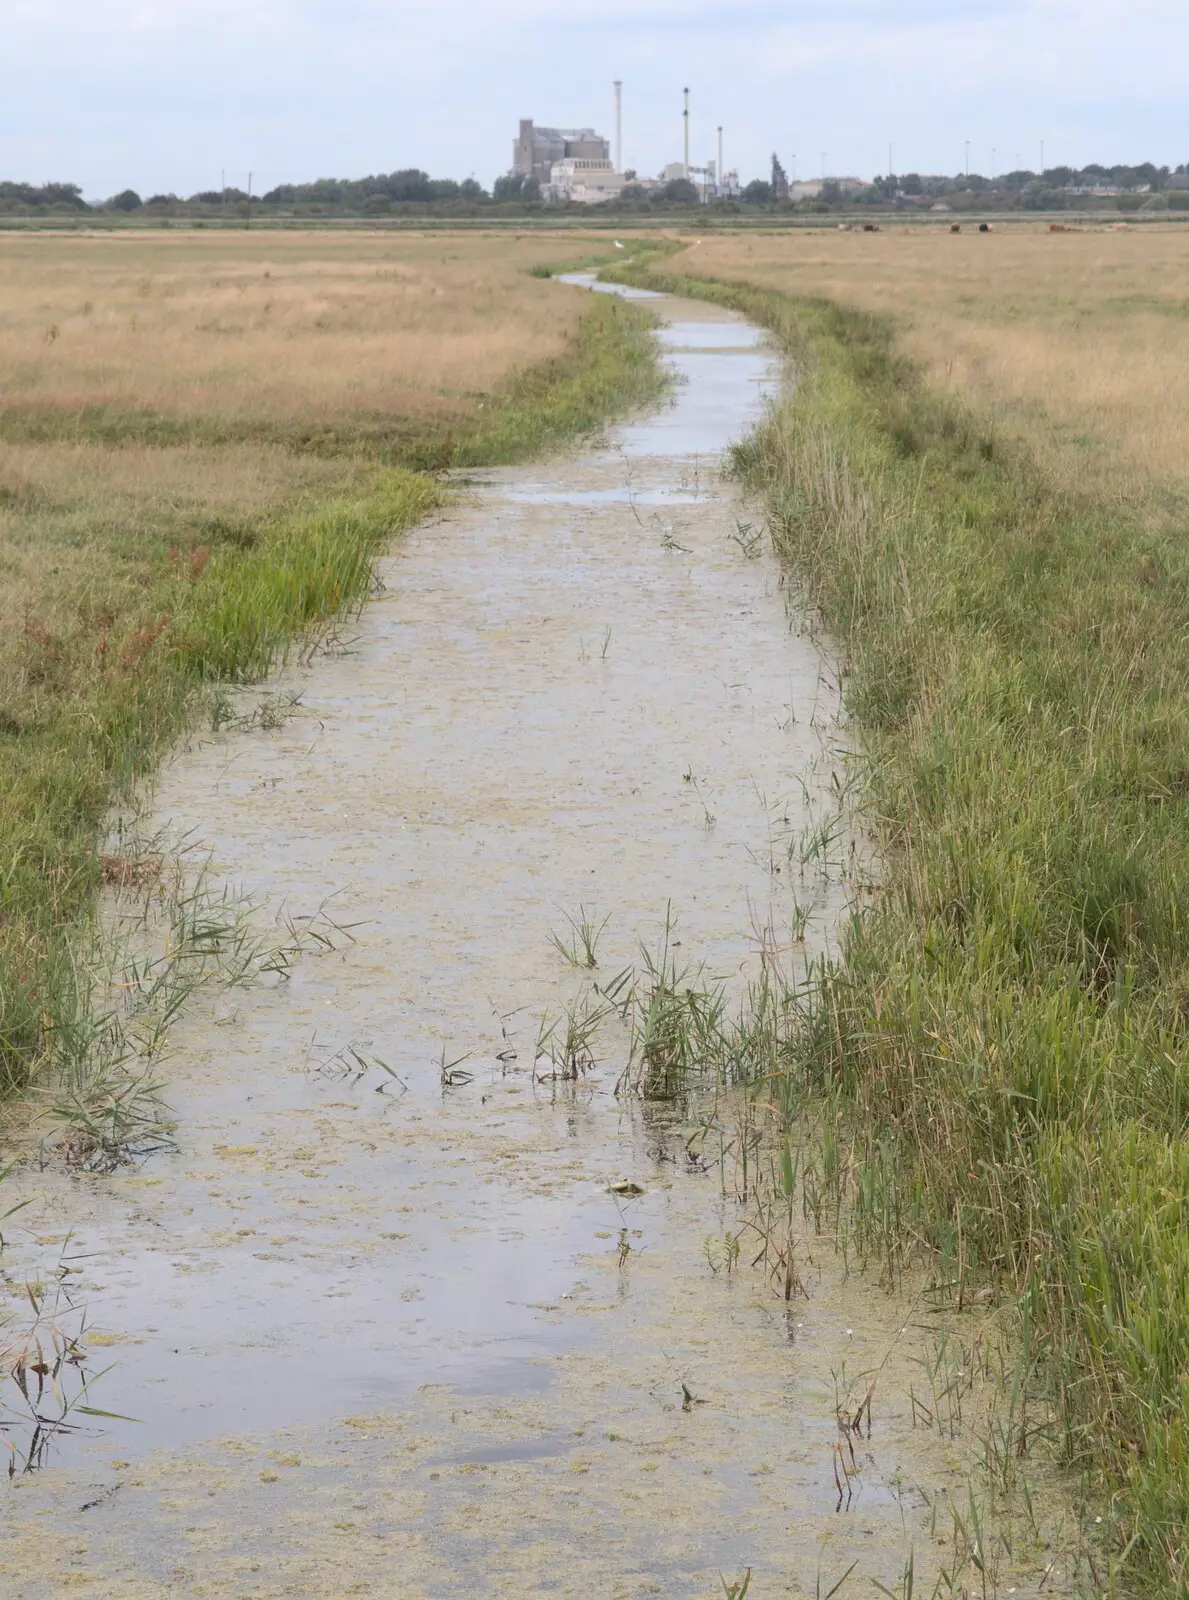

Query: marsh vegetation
[669,226,1189,502]
[610,234,1189,1595]
[2,219,1186,1591]
[0,230,662,1109]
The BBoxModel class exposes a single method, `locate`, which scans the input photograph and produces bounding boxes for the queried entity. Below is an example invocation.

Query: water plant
[42,847,356,1169]
[536,987,618,1080]
[0,1259,131,1475]
[548,906,608,970]
[728,517,763,558]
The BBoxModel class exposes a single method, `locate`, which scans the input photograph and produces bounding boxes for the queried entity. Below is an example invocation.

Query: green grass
[0,289,664,1100]
[608,258,1189,1594]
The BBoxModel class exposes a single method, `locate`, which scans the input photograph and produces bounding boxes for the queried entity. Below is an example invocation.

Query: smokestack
[614,80,622,172]
[683,87,690,178]
[717,125,723,194]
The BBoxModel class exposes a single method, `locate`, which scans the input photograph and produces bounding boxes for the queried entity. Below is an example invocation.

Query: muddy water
[0,286,1068,1597]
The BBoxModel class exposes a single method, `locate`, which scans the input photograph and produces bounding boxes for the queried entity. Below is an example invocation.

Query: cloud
[2,0,1188,194]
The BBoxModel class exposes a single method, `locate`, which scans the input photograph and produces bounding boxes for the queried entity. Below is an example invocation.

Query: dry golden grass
[0,229,610,652]
[0,230,595,427]
[672,225,1189,501]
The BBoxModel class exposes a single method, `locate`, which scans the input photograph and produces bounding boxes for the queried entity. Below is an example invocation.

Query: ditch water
[0,281,1075,1596]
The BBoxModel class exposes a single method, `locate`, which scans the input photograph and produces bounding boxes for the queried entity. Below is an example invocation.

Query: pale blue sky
[2,0,1184,198]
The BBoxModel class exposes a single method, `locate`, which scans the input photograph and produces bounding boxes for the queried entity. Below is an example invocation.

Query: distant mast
[683,87,690,179]
[614,80,623,173]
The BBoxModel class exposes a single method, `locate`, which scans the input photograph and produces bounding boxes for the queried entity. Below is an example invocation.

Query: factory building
[514,121,610,186]
[790,177,865,199]
[546,158,625,205]
[659,160,740,202]
[510,98,740,206]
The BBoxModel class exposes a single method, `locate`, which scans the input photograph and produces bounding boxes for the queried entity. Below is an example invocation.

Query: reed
[608,253,1189,1596]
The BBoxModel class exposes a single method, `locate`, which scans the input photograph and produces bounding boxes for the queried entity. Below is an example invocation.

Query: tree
[459,178,487,201]
[619,183,646,202]
[662,177,698,204]
[742,179,772,205]
[901,172,923,195]
[374,169,431,202]
[1019,180,1066,210]
[302,178,343,204]
[41,182,86,209]
[492,172,541,204]
[108,189,142,211]
[771,155,789,200]
[0,180,89,210]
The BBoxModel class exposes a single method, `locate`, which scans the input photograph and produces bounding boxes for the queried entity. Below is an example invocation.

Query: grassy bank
[658,227,1189,509]
[611,260,1189,1592]
[0,278,664,1100]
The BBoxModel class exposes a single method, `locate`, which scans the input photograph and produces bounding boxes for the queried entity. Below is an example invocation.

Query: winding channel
[0,280,1066,1597]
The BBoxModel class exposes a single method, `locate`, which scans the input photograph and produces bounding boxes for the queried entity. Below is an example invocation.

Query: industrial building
[790,177,865,200]
[513,121,610,186]
[546,158,625,205]
[511,92,738,206]
[660,160,740,202]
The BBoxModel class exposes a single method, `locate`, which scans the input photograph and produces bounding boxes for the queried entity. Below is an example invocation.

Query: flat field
[672,224,1189,501]
[0,231,592,430]
[0,230,613,637]
[0,230,621,643]
[0,229,657,1096]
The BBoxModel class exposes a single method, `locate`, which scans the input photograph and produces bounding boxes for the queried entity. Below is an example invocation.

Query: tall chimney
[614,80,622,172]
[683,87,690,178]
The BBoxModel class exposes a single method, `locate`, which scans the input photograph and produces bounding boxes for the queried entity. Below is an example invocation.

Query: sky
[2,0,1186,199]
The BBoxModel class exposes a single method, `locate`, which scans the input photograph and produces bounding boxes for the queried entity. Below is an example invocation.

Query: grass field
[0,229,663,1102]
[0,232,591,437]
[673,225,1189,505]
[609,241,1189,1594]
[0,232,630,650]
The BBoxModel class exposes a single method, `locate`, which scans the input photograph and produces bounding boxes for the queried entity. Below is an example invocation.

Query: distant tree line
[0,181,90,211]
[4,161,1189,219]
[0,168,720,217]
[0,171,547,217]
